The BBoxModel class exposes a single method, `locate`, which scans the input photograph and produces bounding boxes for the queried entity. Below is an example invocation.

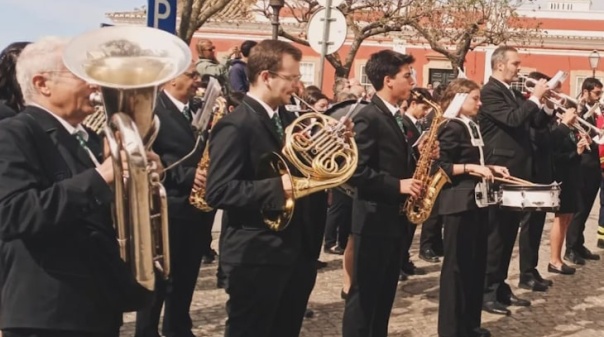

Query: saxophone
[402,91,451,225]
[189,97,227,211]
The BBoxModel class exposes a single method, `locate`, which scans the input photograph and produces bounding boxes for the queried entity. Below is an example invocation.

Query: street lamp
[269,0,285,40]
[589,50,600,78]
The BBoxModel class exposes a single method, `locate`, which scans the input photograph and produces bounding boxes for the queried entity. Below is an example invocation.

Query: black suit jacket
[0,107,146,333]
[205,95,323,265]
[349,95,413,238]
[437,119,482,215]
[402,114,422,146]
[153,91,209,221]
[0,101,17,120]
[477,77,549,180]
[578,106,600,170]
[550,123,581,182]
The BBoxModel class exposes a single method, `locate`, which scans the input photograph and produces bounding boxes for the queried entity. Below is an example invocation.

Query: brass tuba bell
[257,95,358,231]
[63,26,192,291]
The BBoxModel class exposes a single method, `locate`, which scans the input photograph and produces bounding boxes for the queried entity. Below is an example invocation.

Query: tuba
[63,26,192,291]
[257,95,358,231]
[402,91,451,225]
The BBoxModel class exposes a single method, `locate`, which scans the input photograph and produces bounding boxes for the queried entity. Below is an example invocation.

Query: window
[300,62,315,87]
[359,64,373,91]
[575,76,604,97]
[428,68,456,88]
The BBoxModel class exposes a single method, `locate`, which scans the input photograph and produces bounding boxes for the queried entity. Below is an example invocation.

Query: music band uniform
[342,94,415,337]
[477,76,551,307]
[205,94,321,337]
[550,122,581,213]
[437,117,488,337]
[0,107,146,337]
[135,91,215,337]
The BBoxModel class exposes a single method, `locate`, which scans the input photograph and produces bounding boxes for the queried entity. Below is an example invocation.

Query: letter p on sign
[147,0,176,34]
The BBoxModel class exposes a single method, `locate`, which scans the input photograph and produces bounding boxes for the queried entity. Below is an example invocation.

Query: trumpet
[520,75,604,144]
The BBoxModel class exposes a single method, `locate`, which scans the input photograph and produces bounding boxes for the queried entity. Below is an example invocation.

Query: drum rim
[499,184,559,191]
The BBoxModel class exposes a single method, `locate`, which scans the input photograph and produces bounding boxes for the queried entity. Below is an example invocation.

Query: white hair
[16,36,70,104]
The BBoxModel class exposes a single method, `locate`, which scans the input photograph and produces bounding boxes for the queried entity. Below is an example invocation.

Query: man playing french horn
[205,39,354,337]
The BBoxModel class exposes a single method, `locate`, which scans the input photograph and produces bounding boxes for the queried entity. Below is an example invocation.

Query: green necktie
[73,131,100,165]
[272,114,284,139]
[395,114,405,132]
[415,121,422,133]
[468,120,480,139]
[182,105,192,122]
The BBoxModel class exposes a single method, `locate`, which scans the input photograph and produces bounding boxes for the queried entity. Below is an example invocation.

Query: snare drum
[498,183,561,212]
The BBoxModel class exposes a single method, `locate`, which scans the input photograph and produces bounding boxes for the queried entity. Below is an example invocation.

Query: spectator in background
[228,40,257,93]
[349,78,366,99]
[195,39,239,90]
[0,41,30,119]
[302,89,330,112]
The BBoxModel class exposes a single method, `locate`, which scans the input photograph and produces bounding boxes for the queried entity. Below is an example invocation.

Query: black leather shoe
[598,239,604,249]
[518,275,549,292]
[564,249,586,265]
[340,289,348,300]
[533,270,553,287]
[548,262,576,275]
[419,248,440,263]
[401,260,416,275]
[500,293,531,307]
[473,327,492,337]
[482,301,511,316]
[324,245,345,255]
[578,246,600,260]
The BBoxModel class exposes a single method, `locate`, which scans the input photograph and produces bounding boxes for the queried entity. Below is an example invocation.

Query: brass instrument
[82,93,106,134]
[63,26,192,291]
[258,94,358,231]
[402,91,451,225]
[189,97,227,211]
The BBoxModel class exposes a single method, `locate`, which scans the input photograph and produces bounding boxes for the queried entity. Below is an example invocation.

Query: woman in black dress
[549,107,586,275]
[437,79,509,337]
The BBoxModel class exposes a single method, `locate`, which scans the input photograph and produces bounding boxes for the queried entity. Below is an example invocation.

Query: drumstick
[469,173,532,186]
[504,175,535,186]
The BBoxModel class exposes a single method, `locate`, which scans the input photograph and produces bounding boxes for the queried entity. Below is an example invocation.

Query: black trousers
[2,329,118,337]
[438,208,488,337]
[324,189,352,249]
[419,209,444,253]
[401,221,417,269]
[135,212,215,337]
[343,233,403,337]
[222,258,317,337]
[566,165,600,251]
[518,211,546,276]
[483,207,522,303]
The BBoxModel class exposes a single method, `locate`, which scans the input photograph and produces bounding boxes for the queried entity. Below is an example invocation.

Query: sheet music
[191,77,221,133]
[442,93,468,119]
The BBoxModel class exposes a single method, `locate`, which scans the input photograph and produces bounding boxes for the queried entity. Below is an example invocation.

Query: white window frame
[359,64,373,91]
[300,62,316,87]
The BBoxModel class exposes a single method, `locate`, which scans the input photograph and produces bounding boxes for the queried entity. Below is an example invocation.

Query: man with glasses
[195,39,239,90]
[565,78,603,265]
[134,61,213,337]
[206,39,351,337]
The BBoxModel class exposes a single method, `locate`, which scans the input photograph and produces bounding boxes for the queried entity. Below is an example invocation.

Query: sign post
[147,0,177,34]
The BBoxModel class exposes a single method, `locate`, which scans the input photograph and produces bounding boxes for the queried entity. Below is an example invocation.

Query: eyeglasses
[269,71,302,82]
[183,71,200,79]
[202,47,216,52]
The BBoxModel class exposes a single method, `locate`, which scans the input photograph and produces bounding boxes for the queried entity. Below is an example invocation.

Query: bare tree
[178,0,234,43]
[255,0,422,78]
[407,0,542,75]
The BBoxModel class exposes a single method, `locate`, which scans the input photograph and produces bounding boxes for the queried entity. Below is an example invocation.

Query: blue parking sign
[147,0,177,34]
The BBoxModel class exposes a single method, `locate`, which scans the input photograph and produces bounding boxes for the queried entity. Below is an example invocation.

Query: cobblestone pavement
[120,200,604,337]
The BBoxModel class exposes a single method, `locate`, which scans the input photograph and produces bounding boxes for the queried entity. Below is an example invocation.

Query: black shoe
[340,289,348,300]
[473,327,492,337]
[482,301,511,316]
[304,308,314,318]
[564,249,586,265]
[316,260,328,269]
[401,260,416,275]
[598,239,604,249]
[216,278,226,289]
[578,246,600,260]
[324,245,345,255]
[548,262,576,275]
[419,248,440,263]
[500,293,531,307]
[399,272,408,281]
[434,247,444,257]
[518,274,549,292]
[533,270,553,287]
[202,250,217,264]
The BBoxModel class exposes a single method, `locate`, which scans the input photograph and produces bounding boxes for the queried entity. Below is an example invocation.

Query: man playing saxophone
[0,36,161,337]
[135,61,215,337]
[342,50,437,337]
